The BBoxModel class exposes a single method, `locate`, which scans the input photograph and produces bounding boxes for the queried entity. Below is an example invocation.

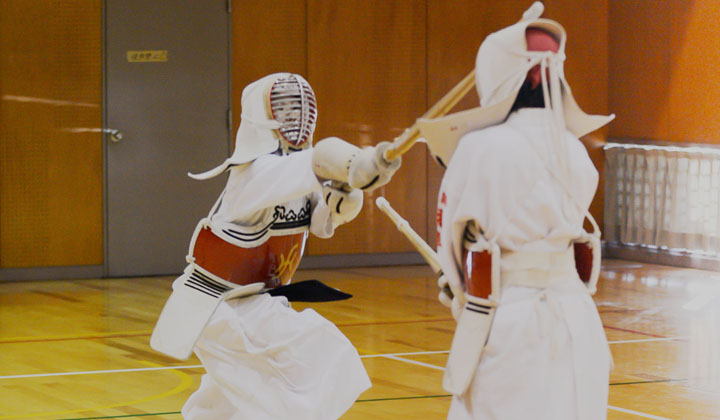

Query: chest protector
[188,194,311,289]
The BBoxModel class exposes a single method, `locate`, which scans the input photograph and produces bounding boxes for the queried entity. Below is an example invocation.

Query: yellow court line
[355,346,381,357]
[0,317,454,344]
[336,316,454,328]
[0,315,453,344]
[0,360,193,419]
[0,330,152,344]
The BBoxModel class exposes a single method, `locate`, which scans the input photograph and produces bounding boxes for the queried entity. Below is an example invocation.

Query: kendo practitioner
[418,3,614,419]
[150,73,401,420]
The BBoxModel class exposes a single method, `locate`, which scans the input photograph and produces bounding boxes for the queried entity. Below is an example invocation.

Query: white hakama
[447,279,610,420]
[183,294,370,420]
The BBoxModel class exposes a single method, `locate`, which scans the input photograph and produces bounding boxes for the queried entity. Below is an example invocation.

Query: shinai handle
[382,70,476,162]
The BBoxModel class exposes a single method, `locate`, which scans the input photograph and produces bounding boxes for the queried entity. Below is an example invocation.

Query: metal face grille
[269,74,317,149]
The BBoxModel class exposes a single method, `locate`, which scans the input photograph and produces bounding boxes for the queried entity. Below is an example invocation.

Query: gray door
[105,0,231,277]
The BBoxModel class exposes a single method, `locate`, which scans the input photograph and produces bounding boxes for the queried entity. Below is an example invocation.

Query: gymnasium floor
[1,259,719,419]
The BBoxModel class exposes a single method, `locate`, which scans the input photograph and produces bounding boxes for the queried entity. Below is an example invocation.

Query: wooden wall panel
[306,0,427,255]
[546,0,609,117]
[229,1,610,257]
[0,0,102,268]
[546,0,609,230]
[609,0,719,144]
[231,0,307,135]
[426,0,534,244]
[0,1,617,270]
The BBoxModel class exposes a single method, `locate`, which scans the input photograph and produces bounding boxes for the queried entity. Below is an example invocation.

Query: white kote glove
[312,138,402,192]
[348,141,402,192]
[437,274,465,320]
[322,182,363,227]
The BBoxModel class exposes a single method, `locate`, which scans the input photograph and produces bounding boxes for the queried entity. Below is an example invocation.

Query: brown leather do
[573,242,593,284]
[462,249,493,299]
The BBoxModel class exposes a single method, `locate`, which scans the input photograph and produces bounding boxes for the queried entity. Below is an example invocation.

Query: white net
[605,142,720,256]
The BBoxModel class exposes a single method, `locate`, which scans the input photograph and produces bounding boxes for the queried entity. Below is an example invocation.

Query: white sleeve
[436,131,527,294]
[436,142,471,296]
[218,150,323,222]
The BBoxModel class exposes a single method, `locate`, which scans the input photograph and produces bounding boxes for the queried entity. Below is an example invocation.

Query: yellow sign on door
[126,50,168,62]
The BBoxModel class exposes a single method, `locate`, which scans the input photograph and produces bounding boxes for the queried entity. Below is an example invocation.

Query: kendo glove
[438,274,465,320]
[348,141,402,192]
[322,181,363,227]
[437,274,453,307]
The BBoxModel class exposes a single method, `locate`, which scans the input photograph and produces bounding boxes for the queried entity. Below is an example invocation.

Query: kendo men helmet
[418,1,614,167]
[189,73,318,180]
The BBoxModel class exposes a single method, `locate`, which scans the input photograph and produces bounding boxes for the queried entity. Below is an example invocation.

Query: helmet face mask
[187,73,322,180]
[267,74,318,154]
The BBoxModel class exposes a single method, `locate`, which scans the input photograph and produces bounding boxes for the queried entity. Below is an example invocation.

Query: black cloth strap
[265,280,352,302]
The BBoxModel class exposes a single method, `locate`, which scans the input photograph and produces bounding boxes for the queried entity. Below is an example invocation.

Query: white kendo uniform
[148,72,404,420]
[417,3,615,420]
[436,109,611,420]
[182,149,371,420]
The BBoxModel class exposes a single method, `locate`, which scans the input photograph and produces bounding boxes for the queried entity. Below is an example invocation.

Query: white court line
[379,355,445,371]
[683,290,720,311]
[359,337,688,353]
[0,337,688,380]
[0,365,203,380]
[0,351,450,380]
[608,405,673,420]
[360,350,448,358]
[0,350,676,420]
[608,336,687,345]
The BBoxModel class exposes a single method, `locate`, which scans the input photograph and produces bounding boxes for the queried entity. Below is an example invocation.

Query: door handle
[105,128,124,142]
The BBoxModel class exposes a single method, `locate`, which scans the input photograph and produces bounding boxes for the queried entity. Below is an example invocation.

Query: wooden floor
[1,259,720,419]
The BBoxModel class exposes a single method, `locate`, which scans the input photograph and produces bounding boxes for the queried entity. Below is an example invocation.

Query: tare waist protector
[190,223,308,290]
[188,196,313,289]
